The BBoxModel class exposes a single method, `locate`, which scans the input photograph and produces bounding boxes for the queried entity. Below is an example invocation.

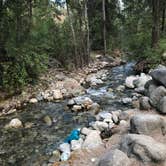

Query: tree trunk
[102,0,106,55]
[66,1,78,68]
[151,0,160,48]
[161,1,165,33]
[84,0,90,65]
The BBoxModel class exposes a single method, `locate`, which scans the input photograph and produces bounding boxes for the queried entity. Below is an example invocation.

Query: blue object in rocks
[64,129,80,143]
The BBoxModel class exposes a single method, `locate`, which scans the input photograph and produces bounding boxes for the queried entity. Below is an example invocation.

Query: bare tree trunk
[151,0,160,48]
[66,1,78,67]
[161,1,165,33]
[102,0,106,55]
[84,0,90,65]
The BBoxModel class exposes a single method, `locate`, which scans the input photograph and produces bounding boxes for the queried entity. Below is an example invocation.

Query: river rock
[83,131,102,149]
[67,99,75,106]
[112,112,119,124]
[122,98,132,104]
[120,134,166,162]
[116,85,125,92]
[150,66,166,87]
[8,118,23,128]
[158,96,166,114]
[144,79,158,96]
[88,102,100,114]
[133,73,152,89]
[29,98,38,103]
[91,121,108,131]
[43,115,52,126]
[139,96,151,110]
[60,151,71,161]
[49,150,61,163]
[149,86,166,107]
[72,105,82,112]
[130,114,166,136]
[125,75,138,88]
[71,138,83,151]
[96,112,112,121]
[59,143,70,153]
[53,89,63,100]
[81,127,94,136]
[98,149,131,166]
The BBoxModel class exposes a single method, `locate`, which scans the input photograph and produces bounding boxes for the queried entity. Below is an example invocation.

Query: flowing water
[0,62,135,166]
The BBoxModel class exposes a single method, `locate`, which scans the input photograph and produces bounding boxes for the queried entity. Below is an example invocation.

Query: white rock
[29,98,38,103]
[53,89,63,100]
[81,127,94,136]
[72,105,82,112]
[8,118,23,128]
[125,76,139,88]
[104,118,113,124]
[67,99,75,106]
[122,98,132,104]
[71,138,83,151]
[83,131,102,149]
[60,151,71,161]
[59,143,70,153]
[120,120,128,126]
[92,121,108,131]
[96,112,112,121]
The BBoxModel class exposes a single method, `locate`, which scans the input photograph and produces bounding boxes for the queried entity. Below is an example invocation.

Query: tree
[151,0,160,48]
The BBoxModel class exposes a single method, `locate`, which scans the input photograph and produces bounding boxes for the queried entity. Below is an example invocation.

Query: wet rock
[29,98,38,103]
[82,97,93,108]
[144,79,158,96]
[72,105,82,112]
[150,66,166,87]
[71,138,83,151]
[96,112,112,121]
[53,89,63,100]
[130,114,166,136]
[139,96,151,110]
[133,73,152,89]
[59,143,70,153]
[125,75,138,88]
[149,86,166,107]
[88,102,100,114]
[158,96,166,114]
[8,118,23,128]
[91,121,108,131]
[83,131,102,149]
[116,85,125,92]
[122,98,132,104]
[43,115,52,126]
[49,150,61,163]
[98,149,131,166]
[60,152,71,161]
[120,134,166,162]
[67,99,75,106]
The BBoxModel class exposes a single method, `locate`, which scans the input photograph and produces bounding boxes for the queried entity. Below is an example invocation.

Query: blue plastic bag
[64,129,80,143]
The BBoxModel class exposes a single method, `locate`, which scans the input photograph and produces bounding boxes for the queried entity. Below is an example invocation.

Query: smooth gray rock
[139,96,151,110]
[98,149,131,166]
[159,96,166,114]
[130,114,166,135]
[83,131,102,149]
[120,134,166,162]
[150,67,166,87]
[149,86,166,107]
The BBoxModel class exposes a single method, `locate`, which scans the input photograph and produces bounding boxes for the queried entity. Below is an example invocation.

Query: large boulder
[150,66,166,87]
[144,80,158,96]
[120,134,166,163]
[158,96,166,114]
[82,131,102,149]
[98,149,131,166]
[130,114,166,136]
[149,86,166,107]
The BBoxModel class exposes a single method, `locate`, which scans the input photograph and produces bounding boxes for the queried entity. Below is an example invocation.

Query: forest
[0,0,165,92]
[0,1,166,166]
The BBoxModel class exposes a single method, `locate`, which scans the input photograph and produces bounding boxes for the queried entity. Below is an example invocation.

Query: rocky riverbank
[52,65,166,166]
[0,55,122,117]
